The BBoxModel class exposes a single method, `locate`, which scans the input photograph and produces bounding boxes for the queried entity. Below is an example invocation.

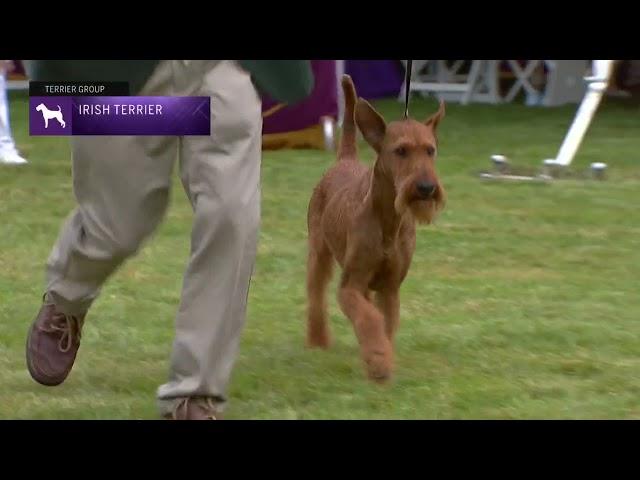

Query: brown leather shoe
[163,397,222,420]
[26,295,86,386]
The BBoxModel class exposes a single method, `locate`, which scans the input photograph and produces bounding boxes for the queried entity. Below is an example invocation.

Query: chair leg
[461,60,483,105]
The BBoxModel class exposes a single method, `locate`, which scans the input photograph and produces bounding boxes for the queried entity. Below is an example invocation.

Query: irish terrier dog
[306,75,446,382]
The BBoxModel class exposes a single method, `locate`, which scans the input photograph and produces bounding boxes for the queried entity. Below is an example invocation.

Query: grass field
[1,91,639,419]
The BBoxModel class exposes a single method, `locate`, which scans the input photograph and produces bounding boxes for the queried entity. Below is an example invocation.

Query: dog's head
[35,103,45,112]
[355,98,446,224]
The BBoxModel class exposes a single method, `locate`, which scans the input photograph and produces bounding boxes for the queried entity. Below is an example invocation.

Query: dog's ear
[355,98,386,152]
[425,99,445,132]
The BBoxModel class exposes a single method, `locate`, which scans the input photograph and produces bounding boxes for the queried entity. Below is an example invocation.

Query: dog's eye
[426,146,435,156]
[395,146,407,157]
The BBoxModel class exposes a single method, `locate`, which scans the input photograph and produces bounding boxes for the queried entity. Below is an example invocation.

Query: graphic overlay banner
[29,81,130,96]
[29,96,211,136]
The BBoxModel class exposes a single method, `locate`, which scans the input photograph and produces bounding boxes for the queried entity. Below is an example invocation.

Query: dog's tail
[57,105,62,111]
[337,74,357,160]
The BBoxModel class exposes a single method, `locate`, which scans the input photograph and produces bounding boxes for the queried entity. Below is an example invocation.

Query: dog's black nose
[416,181,437,199]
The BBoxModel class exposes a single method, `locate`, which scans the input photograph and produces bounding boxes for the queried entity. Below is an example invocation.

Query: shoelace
[172,397,218,420]
[39,295,84,353]
[40,313,84,353]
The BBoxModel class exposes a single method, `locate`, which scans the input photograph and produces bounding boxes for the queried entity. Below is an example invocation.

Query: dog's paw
[364,349,393,383]
[306,329,332,349]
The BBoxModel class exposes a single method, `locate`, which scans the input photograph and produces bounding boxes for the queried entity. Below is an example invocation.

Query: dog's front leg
[338,274,393,383]
[376,288,400,342]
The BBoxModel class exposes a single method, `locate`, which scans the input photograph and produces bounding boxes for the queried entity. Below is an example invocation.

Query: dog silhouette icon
[35,103,66,129]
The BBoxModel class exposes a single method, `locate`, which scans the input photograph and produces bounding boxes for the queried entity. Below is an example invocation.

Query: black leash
[404,59,413,118]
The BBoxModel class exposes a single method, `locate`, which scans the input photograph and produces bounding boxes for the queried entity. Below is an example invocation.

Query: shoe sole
[0,156,28,165]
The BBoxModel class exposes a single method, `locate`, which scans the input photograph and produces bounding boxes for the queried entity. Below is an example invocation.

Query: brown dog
[306,75,446,382]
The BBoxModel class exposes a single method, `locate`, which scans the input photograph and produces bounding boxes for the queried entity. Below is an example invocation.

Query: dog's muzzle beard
[394,177,445,224]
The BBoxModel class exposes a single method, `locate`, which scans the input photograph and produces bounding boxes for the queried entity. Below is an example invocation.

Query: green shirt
[27,60,314,105]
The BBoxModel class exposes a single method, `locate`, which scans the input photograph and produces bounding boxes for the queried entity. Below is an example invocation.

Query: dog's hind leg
[306,238,334,349]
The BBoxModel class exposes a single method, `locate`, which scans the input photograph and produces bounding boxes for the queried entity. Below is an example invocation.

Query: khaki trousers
[45,60,262,415]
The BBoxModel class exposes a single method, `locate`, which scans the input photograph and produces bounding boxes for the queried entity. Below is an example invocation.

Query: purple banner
[262,60,338,135]
[345,60,404,100]
[29,96,210,136]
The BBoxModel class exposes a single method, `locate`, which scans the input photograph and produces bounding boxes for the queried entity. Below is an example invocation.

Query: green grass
[1,91,640,419]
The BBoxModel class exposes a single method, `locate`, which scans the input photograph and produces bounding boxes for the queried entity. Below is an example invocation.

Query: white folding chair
[541,60,590,106]
[400,60,501,105]
[503,60,544,103]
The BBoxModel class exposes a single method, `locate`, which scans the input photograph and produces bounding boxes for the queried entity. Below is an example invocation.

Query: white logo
[35,103,66,129]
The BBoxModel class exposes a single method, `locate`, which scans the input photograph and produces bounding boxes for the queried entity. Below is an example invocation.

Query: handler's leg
[0,66,28,165]
[26,61,178,386]
[157,60,262,419]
